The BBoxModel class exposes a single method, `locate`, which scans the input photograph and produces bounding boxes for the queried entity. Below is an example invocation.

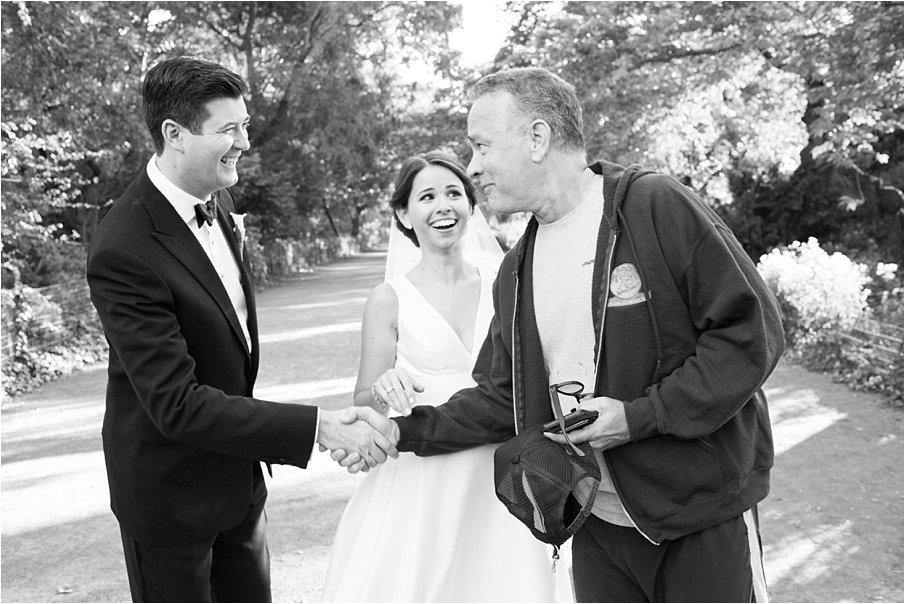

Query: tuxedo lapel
[217,201,260,377]
[136,171,252,357]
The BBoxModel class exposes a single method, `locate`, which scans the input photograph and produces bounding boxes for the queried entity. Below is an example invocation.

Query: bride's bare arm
[353,283,399,414]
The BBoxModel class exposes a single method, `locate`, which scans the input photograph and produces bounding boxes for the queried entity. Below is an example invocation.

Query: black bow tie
[194,199,217,228]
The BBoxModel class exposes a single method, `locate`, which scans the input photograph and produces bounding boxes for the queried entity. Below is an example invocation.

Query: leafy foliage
[1,1,464,288]
[757,237,869,344]
[494,1,903,260]
[756,237,902,405]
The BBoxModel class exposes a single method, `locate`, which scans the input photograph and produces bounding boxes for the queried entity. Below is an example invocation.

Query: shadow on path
[2,253,902,602]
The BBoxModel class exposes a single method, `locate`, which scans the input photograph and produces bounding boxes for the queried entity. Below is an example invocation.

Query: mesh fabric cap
[493,426,601,547]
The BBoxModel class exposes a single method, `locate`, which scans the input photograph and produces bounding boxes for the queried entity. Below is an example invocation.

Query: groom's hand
[317,407,399,471]
[328,407,401,473]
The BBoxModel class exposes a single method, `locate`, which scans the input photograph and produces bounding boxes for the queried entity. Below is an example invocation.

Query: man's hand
[544,396,631,451]
[317,407,399,472]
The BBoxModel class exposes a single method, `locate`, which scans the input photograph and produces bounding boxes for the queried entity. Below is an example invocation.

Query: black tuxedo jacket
[87,167,317,546]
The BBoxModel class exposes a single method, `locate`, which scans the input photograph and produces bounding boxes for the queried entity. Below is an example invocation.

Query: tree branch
[241,2,258,99]
[200,15,242,50]
[255,6,326,144]
[635,41,746,67]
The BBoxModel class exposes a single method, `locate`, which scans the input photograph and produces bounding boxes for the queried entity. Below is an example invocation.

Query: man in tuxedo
[87,57,395,602]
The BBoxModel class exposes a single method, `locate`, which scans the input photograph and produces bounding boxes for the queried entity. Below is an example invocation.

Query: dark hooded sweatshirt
[395,160,784,543]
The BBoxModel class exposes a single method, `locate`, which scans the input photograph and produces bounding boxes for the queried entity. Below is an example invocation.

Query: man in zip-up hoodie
[347,67,784,601]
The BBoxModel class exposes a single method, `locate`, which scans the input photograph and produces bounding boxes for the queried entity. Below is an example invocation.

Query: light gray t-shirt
[532,178,634,527]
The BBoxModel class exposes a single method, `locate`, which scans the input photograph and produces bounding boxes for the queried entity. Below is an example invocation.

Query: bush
[757,237,869,345]
[797,333,903,407]
[244,226,353,288]
[865,261,903,325]
[758,238,902,405]
[2,284,106,399]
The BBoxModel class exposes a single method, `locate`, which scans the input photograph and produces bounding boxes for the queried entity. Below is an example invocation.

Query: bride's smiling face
[397,165,472,250]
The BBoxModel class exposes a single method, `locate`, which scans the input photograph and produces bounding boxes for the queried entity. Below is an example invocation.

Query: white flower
[229,212,247,259]
[876,263,898,281]
[758,237,869,335]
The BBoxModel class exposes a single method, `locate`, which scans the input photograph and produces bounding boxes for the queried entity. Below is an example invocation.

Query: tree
[493,1,903,259]
[156,1,462,243]
[1,1,161,285]
[1,1,465,286]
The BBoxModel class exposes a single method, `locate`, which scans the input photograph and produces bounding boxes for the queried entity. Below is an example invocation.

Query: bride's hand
[373,367,424,416]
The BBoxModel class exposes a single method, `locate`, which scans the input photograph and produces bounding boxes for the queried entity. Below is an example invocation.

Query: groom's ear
[161,119,185,152]
[395,207,412,230]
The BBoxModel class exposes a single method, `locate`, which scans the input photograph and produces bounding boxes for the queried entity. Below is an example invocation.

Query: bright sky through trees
[450,0,513,67]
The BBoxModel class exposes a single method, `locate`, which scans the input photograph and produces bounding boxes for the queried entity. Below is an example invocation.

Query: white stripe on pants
[744,508,769,603]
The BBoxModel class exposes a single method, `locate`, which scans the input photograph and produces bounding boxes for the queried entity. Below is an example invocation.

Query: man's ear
[395,207,412,230]
[161,119,184,152]
[528,118,552,163]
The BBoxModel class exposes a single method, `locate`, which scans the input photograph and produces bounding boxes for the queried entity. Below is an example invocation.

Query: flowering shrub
[758,238,902,405]
[757,237,869,344]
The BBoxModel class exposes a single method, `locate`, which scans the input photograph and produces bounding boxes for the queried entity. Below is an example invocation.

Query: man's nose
[466,153,481,180]
[234,126,251,151]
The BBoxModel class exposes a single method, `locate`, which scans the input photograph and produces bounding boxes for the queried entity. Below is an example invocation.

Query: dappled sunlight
[258,297,367,312]
[763,520,856,588]
[1,450,110,535]
[254,376,355,402]
[2,400,104,448]
[767,387,847,455]
[318,263,382,272]
[259,321,361,344]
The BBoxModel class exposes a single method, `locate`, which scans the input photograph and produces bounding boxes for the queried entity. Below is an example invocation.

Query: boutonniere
[229,212,247,260]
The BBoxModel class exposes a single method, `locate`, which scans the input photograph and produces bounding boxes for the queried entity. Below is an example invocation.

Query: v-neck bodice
[386,265,495,410]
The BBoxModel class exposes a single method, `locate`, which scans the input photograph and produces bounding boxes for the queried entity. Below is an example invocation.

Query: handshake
[316,407,400,474]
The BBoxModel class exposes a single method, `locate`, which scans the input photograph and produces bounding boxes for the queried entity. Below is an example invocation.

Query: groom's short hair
[142,57,248,154]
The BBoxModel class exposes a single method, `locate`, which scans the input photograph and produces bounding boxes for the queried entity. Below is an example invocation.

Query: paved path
[1,253,902,602]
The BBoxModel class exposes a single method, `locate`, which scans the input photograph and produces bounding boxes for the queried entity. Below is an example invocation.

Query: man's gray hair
[470,67,585,152]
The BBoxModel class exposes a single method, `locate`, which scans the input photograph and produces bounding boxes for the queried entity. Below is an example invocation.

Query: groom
[87,57,396,602]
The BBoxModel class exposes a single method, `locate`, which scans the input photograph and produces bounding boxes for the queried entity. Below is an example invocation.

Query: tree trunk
[798,75,828,170]
[322,200,341,238]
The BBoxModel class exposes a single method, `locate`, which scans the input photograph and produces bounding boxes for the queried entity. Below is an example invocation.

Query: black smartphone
[541,409,599,434]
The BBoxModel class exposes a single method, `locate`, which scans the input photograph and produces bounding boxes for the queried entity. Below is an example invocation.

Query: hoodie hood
[589,160,650,229]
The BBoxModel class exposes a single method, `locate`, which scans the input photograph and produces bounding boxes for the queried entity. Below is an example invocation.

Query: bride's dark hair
[389,151,478,247]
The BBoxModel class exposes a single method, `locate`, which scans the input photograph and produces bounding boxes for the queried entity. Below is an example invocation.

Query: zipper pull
[551,546,560,573]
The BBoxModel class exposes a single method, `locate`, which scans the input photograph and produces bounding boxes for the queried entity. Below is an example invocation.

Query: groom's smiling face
[178,96,251,199]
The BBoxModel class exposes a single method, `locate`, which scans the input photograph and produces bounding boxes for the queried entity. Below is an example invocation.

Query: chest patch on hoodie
[608,263,647,307]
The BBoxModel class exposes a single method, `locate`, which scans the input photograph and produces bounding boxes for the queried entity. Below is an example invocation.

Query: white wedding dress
[321,265,569,602]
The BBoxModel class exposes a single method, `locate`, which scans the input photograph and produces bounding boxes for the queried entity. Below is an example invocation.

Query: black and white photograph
[1,1,902,602]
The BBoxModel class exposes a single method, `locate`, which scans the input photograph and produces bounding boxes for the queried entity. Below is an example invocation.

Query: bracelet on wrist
[371,383,386,408]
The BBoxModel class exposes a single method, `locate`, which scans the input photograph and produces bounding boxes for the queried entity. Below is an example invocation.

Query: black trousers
[572,510,763,603]
[119,476,271,603]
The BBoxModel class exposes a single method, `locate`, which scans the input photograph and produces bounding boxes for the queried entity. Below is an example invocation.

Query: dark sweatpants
[572,510,764,602]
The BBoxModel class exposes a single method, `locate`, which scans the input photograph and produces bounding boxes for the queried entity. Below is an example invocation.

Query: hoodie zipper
[511,270,521,435]
[594,222,660,546]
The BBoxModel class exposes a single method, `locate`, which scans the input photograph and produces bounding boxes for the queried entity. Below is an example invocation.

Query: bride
[320,151,566,602]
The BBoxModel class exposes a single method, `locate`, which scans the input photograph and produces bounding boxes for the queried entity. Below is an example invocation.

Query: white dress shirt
[147,156,252,353]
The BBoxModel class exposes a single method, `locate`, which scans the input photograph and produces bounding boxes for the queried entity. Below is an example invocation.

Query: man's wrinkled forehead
[467,92,518,137]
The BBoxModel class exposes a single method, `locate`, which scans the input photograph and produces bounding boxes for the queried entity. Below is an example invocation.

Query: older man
[349,67,783,602]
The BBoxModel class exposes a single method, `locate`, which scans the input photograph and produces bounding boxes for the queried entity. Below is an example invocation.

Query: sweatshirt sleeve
[394,273,516,455]
[623,179,785,441]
